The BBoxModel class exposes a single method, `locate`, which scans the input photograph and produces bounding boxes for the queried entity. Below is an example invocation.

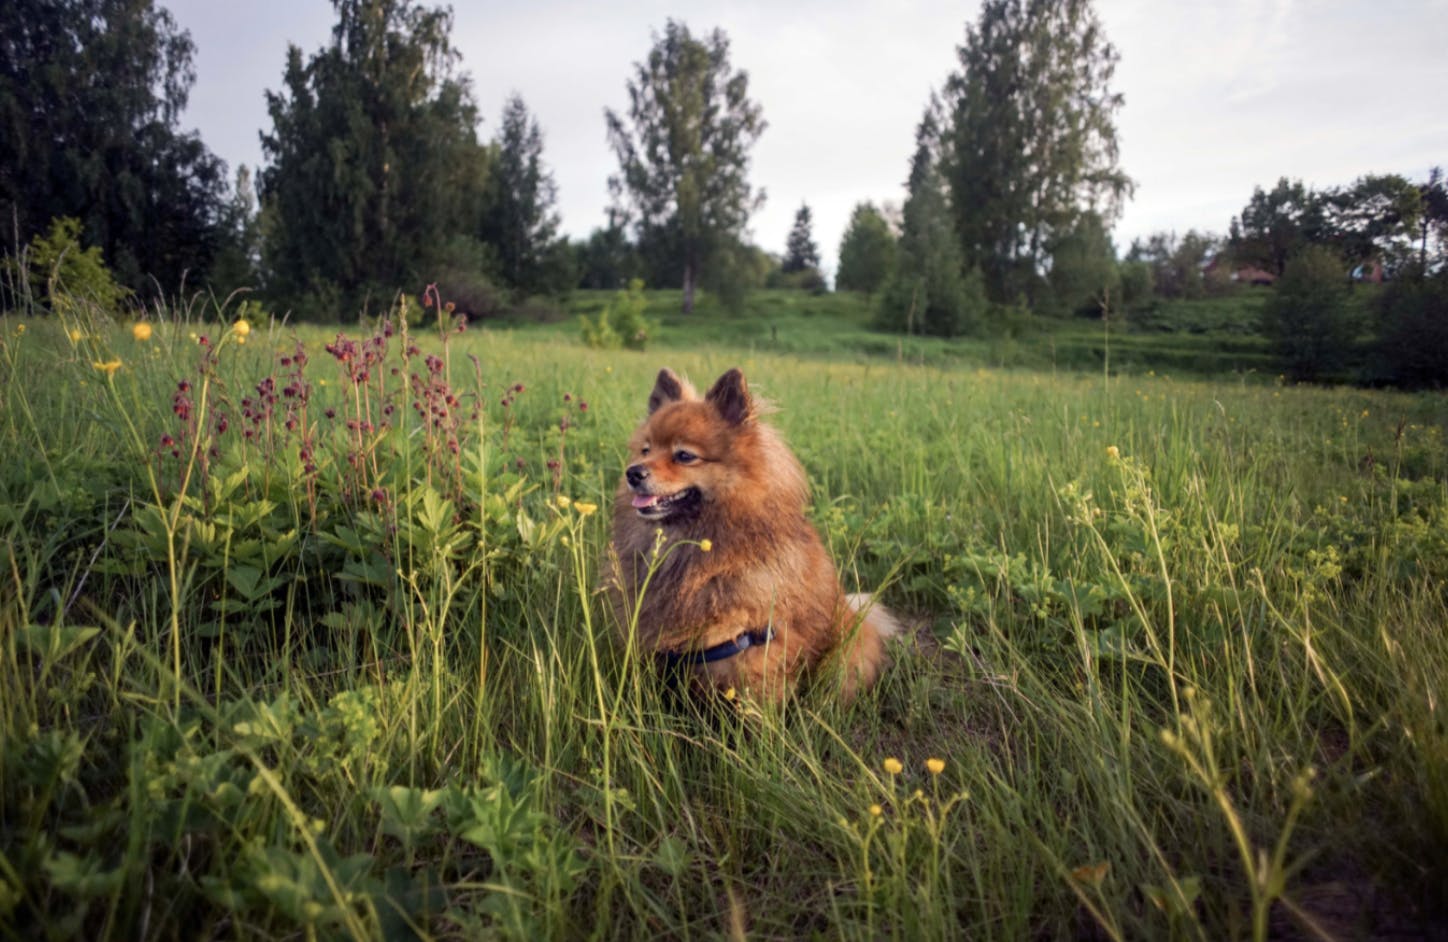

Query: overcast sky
[167,0,1448,278]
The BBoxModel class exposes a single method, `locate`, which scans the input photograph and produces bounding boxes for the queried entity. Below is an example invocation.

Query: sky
[167,0,1448,279]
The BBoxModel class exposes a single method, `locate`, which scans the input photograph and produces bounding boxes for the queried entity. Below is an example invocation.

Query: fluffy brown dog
[606,367,898,702]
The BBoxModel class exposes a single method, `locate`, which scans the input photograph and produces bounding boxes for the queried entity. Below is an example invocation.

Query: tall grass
[1,300,1445,939]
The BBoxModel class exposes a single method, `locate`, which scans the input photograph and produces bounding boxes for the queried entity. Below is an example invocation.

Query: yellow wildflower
[68,328,84,343]
[925,757,945,776]
[882,757,903,775]
[15,324,24,335]
[699,538,713,553]
[1106,445,1120,460]
[556,494,572,508]
[868,804,883,817]
[575,501,598,516]
[91,359,122,377]
[232,318,252,338]
[131,322,153,341]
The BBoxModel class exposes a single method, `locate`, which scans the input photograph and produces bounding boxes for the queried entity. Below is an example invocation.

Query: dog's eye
[640,445,650,456]
[674,449,698,464]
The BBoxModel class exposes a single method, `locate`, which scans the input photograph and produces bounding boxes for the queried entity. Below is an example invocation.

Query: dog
[605,367,898,702]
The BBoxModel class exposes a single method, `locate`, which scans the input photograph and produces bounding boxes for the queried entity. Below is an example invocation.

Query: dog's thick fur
[606,367,898,702]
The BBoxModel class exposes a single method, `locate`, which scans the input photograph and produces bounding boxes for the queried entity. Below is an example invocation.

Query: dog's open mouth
[631,486,702,520]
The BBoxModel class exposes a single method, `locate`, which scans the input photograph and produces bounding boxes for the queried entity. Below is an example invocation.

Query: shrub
[9,217,132,316]
[1375,271,1448,388]
[580,279,654,350]
[1261,245,1354,382]
[766,266,828,294]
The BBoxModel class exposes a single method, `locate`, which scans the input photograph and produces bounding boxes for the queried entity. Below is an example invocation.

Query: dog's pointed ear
[648,368,694,414]
[705,368,752,425]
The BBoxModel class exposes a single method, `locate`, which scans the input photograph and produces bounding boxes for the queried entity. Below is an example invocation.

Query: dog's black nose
[626,464,649,488]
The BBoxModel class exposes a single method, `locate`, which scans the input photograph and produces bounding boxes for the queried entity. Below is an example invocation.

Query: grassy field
[1,298,1446,939]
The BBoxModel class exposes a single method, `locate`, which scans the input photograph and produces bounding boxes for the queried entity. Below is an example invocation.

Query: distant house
[1204,255,1276,285]
[1232,265,1277,286]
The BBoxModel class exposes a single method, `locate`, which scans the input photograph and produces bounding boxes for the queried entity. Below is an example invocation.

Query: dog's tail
[835,593,903,702]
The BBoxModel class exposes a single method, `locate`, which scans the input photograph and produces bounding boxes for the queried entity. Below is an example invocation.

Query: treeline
[0,0,1141,324]
[2,0,1445,385]
[0,0,800,320]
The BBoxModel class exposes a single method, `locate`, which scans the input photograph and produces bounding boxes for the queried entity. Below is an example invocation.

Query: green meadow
[1,296,1445,939]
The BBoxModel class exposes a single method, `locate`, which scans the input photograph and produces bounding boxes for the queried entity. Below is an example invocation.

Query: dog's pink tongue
[632,494,660,509]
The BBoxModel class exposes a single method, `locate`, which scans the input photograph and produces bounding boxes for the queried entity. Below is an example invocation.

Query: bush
[580,279,654,350]
[1375,271,1448,388]
[765,266,828,294]
[1261,245,1355,382]
[9,217,132,316]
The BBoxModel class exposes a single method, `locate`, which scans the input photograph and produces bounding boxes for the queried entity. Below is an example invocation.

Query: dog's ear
[648,368,694,414]
[705,368,752,425]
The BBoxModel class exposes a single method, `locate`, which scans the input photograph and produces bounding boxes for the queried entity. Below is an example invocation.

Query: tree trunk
[682,259,696,313]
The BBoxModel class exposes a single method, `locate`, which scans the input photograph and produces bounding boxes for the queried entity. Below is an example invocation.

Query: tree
[207,165,263,299]
[1228,178,1327,276]
[481,93,563,296]
[1044,210,1118,317]
[1417,167,1448,273]
[606,20,766,313]
[1318,173,1422,272]
[0,0,228,294]
[877,112,982,337]
[942,0,1131,305]
[574,209,639,290]
[782,203,819,273]
[1375,270,1448,388]
[1126,229,1219,299]
[260,0,488,318]
[1261,245,1354,382]
[836,202,896,294]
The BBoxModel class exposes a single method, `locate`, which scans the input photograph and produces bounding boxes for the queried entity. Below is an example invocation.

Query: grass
[552,288,1278,377]
[1,294,1446,939]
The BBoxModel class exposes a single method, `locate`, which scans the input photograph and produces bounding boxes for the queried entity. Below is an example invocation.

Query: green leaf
[45,851,125,899]
[653,835,690,878]
[16,624,100,661]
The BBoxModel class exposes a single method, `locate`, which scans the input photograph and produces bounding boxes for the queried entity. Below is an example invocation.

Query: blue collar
[657,625,776,672]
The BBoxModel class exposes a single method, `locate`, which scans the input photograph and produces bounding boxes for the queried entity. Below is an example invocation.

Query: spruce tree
[877,111,980,337]
[782,203,820,273]
[482,93,562,296]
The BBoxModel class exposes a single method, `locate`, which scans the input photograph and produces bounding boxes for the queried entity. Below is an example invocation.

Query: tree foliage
[260,0,487,318]
[10,216,132,314]
[0,0,227,295]
[1044,211,1118,317]
[573,210,639,291]
[942,0,1131,305]
[1229,178,1328,277]
[605,20,765,313]
[1374,270,1448,389]
[877,113,982,337]
[836,202,896,294]
[1323,173,1423,271]
[482,93,564,296]
[1127,230,1220,299]
[1261,244,1354,382]
[782,203,820,273]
